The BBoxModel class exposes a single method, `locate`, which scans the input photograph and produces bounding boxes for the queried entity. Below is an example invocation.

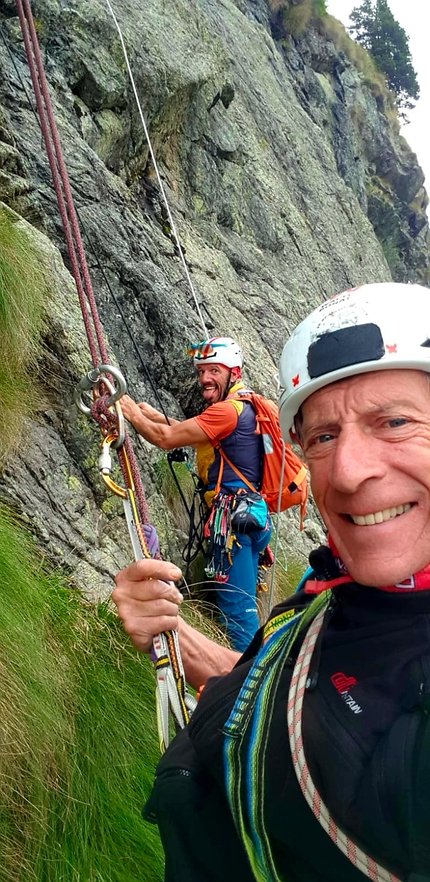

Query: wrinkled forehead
[298,368,430,427]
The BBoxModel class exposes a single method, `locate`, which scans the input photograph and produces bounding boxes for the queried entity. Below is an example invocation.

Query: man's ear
[230,367,242,383]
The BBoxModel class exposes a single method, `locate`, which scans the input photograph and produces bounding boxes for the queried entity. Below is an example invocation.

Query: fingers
[120,394,135,420]
[115,558,182,591]
[112,559,184,653]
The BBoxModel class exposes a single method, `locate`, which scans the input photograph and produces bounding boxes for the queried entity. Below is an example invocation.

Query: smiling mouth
[349,503,413,526]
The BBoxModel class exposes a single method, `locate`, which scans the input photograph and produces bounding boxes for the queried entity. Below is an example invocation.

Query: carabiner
[99,432,128,498]
[74,364,127,414]
[74,365,126,448]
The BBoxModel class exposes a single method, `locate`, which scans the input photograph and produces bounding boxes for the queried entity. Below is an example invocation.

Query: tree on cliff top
[349,0,420,119]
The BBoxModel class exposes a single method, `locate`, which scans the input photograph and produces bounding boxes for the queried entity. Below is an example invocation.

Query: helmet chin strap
[222,370,233,400]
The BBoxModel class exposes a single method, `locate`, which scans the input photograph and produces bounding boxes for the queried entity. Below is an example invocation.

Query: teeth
[351,503,411,526]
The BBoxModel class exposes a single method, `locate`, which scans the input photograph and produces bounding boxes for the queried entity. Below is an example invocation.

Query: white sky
[326,0,430,191]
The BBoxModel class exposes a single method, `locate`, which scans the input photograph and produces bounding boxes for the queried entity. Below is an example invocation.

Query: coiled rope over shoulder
[224,590,402,882]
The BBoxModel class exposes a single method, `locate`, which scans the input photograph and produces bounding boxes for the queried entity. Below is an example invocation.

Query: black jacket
[146,549,430,882]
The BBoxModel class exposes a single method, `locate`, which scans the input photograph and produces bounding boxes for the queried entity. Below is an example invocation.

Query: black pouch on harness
[231,492,268,534]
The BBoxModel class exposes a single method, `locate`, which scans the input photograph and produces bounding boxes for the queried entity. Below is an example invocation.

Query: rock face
[0,0,428,596]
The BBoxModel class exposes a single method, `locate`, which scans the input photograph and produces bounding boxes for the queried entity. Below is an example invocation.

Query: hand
[112,559,184,653]
[120,394,141,424]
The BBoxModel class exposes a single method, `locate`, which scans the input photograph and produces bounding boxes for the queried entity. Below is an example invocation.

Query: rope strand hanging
[15,0,196,750]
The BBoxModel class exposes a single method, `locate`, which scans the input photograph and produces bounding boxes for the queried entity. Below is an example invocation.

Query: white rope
[267,436,285,613]
[288,608,402,882]
[104,0,209,339]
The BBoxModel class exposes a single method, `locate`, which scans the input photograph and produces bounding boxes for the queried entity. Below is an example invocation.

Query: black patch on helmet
[307,323,385,379]
[421,338,430,348]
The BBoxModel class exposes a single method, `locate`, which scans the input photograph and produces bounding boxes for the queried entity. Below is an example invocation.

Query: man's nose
[329,424,386,494]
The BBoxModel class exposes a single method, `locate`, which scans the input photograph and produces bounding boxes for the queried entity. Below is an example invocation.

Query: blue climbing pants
[217,520,272,653]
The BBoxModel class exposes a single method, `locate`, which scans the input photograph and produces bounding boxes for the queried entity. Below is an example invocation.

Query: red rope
[16,0,151,527]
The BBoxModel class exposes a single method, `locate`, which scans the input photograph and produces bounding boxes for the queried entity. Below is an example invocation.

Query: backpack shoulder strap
[214,393,258,496]
[215,447,258,495]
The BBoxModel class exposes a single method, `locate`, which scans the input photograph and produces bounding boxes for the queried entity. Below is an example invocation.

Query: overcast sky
[325,1,429,191]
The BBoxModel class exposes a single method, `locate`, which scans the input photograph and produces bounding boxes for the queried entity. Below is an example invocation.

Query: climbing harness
[204,489,272,595]
[15,0,196,752]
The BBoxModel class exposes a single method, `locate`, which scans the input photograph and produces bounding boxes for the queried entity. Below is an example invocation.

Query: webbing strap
[223,593,329,882]
[217,447,258,494]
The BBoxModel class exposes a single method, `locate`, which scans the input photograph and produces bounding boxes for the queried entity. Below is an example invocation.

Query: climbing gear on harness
[204,489,271,587]
[188,337,243,368]
[15,0,196,752]
[257,544,274,593]
[278,282,430,440]
[204,491,238,583]
[215,391,308,520]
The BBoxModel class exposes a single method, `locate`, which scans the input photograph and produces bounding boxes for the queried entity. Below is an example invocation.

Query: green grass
[0,207,48,463]
[0,504,164,881]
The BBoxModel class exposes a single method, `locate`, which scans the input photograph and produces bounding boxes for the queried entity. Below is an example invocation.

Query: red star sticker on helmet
[292,374,300,387]
[386,344,397,354]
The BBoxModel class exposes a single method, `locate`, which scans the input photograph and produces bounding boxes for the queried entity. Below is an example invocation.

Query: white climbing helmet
[188,336,243,369]
[278,282,430,439]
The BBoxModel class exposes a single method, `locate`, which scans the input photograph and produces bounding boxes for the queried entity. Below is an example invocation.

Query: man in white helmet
[121,336,272,651]
[114,282,430,881]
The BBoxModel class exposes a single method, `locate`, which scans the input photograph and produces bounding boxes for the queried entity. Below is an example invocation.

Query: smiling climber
[121,336,272,651]
[115,282,430,882]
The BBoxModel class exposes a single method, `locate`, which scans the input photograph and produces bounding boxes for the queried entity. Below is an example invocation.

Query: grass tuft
[0,503,165,881]
[0,208,48,463]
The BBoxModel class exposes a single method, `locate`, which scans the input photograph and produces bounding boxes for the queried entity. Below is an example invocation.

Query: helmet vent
[307,323,385,379]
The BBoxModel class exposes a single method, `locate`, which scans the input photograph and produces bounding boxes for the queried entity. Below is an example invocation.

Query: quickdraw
[76,364,197,751]
[204,492,237,582]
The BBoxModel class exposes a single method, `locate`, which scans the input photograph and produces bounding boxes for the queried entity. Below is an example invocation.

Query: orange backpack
[215,393,308,524]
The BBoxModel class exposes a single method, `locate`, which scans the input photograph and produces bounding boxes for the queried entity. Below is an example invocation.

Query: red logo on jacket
[331,672,357,693]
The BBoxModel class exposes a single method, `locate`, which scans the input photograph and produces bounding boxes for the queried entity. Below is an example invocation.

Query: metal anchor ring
[74,364,127,414]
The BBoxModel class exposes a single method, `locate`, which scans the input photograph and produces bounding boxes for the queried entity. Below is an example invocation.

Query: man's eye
[306,433,334,448]
[387,417,408,428]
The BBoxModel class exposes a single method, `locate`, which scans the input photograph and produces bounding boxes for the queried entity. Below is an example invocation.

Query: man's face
[196,363,232,404]
[301,369,430,587]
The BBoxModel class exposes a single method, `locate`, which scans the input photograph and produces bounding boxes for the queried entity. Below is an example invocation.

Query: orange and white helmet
[278,282,430,439]
[188,336,243,369]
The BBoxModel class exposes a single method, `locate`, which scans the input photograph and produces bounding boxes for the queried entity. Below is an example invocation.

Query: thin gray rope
[267,437,285,613]
[104,0,209,339]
